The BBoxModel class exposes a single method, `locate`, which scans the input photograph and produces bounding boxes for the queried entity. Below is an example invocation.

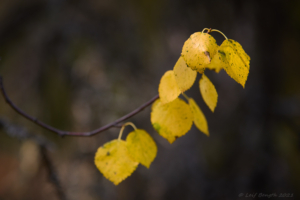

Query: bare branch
[0,76,159,137]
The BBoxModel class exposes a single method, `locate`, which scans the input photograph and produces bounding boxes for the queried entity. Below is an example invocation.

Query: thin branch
[40,146,66,200]
[0,76,159,137]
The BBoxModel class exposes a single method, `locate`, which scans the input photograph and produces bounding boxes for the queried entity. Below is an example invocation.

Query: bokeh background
[0,0,300,199]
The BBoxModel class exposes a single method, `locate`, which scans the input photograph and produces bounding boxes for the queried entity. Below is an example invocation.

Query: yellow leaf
[94,140,138,185]
[126,129,157,168]
[158,70,181,104]
[151,98,193,143]
[151,97,160,111]
[199,74,218,112]
[173,56,197,92]
[206,46,227,73]
[181,32,218,73]
[188,98,209,136]
[214,39,250,87]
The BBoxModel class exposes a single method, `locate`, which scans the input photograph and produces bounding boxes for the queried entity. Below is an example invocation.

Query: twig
[40,146,66,200]
[0,76,159,137]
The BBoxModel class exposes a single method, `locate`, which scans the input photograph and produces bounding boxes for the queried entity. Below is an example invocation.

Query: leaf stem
[118,122,137,140]
[211,29,228,40]
[182,93,189,101]
[124,122,137,130]
[202,28,209,33]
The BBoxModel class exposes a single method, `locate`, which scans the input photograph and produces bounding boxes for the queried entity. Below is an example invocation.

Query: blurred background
[0,0,299,199]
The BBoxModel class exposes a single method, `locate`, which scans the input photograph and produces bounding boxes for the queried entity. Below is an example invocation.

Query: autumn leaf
[173,56,197,92]
[199,74,218,112]
[212,39,250,87]
[206,46,226,73]
[151,98,193,143]
[181,32,218,73]
[158,70,181,104]
[94,140,138,185]
[126,129,157,168]
[188,98,209,136]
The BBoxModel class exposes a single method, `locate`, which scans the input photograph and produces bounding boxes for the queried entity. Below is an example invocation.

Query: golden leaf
[173,56,197,92]
[151,98,193,143]
[94,140,138,185]
[181,32,218,73]
[199,74,218,112]
[206,46,227,73]
[158,70,181,104]
[213,39,250,87]
[126,129,157,168]
[188,98,209,136]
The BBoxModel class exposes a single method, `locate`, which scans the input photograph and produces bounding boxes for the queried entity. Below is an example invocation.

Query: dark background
[0,0,299,199]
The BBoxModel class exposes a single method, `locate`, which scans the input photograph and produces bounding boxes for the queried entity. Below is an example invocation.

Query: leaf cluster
[155,29,250,143]
[95,28,250,185]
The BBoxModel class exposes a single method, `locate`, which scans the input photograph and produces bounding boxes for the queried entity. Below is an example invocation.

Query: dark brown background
[0,0,299,199]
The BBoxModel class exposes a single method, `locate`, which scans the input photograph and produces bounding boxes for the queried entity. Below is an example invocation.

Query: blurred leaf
[173,56,197,92]
[158,70,181,104]
[199,74,218,112]
[206,46,226,73]
[188,98,209,136]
